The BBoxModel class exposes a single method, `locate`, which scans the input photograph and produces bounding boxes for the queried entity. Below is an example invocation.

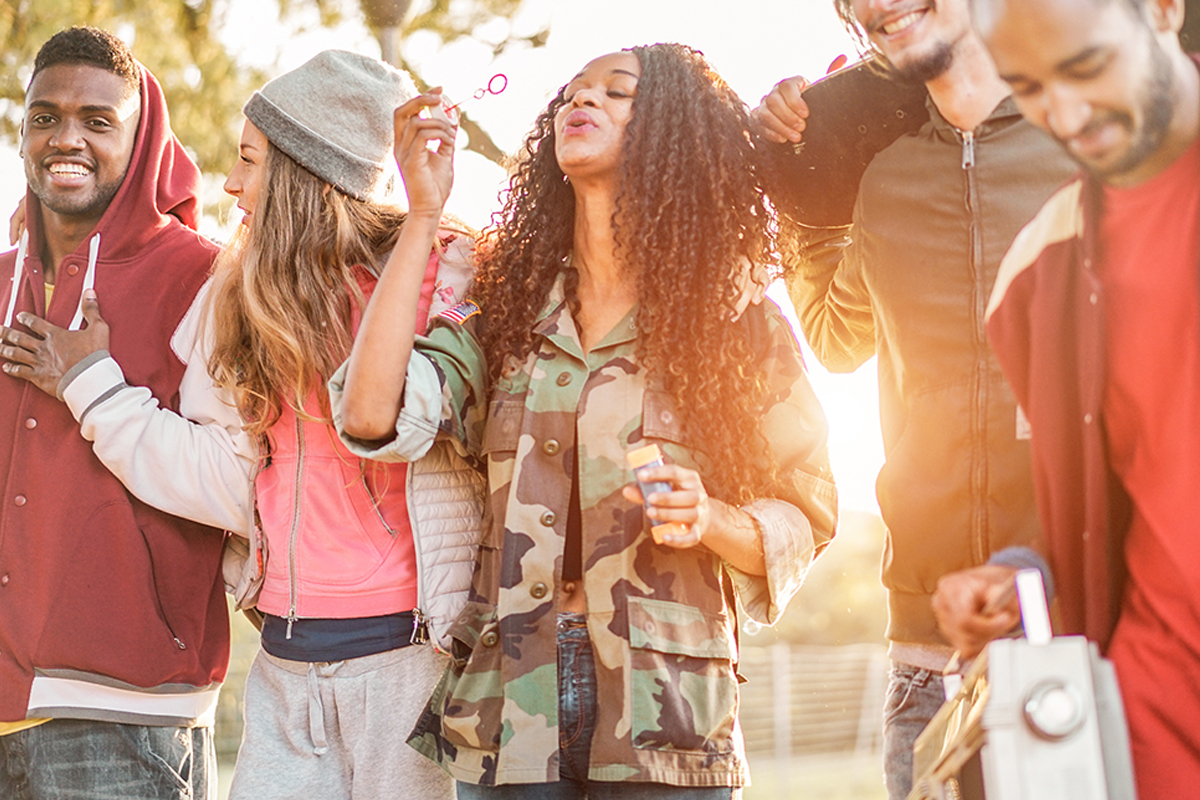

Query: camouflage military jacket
[332,277,837,787]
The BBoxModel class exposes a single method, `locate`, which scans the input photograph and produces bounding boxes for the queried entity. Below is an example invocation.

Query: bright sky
[0,0,885,512]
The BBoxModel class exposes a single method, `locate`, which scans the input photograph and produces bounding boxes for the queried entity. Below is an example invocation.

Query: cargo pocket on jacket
[437,601,505,753]
[479,399,524,550]
[626,596,738,754]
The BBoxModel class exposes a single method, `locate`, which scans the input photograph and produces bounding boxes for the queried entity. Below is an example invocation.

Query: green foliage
[0,0,267,173]
[407,0,523,43]
[0,0,544,175]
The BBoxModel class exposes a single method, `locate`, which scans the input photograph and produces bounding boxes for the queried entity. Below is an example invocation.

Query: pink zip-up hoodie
[254,248,448,621]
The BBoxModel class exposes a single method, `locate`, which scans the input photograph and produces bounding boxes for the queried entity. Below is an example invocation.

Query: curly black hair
[470,42,780,504]
[31,26,140,97]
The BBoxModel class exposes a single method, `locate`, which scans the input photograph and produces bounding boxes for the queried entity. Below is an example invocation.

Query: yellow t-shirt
[0,719,49,735]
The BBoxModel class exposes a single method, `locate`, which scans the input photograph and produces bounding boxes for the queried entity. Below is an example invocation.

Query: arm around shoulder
[60,280,255,534]
[778,217,875,372]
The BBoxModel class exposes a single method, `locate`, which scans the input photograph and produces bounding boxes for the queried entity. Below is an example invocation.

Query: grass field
[744,754,887,800]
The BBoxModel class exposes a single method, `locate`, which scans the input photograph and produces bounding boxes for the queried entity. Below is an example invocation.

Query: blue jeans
[882,663,945,800]
[456,614,734,800]
[0,719,214,800]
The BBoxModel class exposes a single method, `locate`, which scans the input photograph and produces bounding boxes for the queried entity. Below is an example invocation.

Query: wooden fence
[738,642,888,759]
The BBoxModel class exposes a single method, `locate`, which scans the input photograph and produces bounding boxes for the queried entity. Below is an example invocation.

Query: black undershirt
[563,430,583,582]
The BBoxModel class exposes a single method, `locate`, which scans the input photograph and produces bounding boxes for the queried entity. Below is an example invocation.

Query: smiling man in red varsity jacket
[933,0,1200,795]
[0,27,251,799]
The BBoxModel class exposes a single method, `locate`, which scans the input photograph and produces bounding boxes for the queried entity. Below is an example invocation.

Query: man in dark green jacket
[752,0,1076,797]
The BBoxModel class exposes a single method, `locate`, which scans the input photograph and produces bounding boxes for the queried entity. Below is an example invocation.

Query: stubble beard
[888,39,955,85]
[26,162,124,221]
[1082,41,1176,182]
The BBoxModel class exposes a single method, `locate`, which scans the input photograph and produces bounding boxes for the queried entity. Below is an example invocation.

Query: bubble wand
[437,73,508,123]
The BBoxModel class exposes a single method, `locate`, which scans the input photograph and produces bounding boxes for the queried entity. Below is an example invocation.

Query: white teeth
[48,163,90,177]
[882,11,923,35]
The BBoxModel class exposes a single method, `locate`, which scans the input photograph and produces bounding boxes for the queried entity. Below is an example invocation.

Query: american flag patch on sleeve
[439,300,481,325]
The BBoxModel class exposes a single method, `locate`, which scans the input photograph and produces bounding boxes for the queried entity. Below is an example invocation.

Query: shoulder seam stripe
[986,180,1084,321]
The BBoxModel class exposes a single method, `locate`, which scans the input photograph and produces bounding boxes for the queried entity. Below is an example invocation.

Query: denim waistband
[557,612,589,638]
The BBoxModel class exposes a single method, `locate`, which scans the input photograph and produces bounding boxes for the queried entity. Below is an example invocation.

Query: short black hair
[30,26,140,97]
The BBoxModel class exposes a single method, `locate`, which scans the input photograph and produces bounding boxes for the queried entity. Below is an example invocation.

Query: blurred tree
[0,0,265,173]
[355,0,549,165]
[0,0,547,173]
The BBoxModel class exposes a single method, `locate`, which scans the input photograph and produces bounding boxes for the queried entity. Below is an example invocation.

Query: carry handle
[942,568,1051,698]
[1015,567,1052,646]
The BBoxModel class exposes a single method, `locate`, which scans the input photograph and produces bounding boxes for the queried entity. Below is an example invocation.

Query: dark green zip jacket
[781,95,1077,647]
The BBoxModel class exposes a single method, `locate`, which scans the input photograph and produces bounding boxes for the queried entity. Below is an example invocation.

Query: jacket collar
[531,266,638,362]
[924,92,1025,139]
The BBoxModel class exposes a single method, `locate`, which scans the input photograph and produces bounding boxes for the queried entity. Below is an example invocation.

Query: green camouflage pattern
[406,276,837,786]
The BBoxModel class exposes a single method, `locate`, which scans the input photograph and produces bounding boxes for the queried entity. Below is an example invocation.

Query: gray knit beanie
[243,50,418,201]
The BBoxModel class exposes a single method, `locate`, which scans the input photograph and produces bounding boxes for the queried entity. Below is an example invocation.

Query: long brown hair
[471,43,779,503]
[206,143,407,435]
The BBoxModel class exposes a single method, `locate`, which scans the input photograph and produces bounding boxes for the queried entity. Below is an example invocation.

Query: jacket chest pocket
[478,400,525,550]
[641,390,687,446]
[626,596,738,754]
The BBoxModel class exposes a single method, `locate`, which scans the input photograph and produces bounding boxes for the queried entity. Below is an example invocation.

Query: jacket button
[1083,413,1093,425]
[24,418,37,429]
[542,439,560,456]
[13,495,26,507]
[530,582,548,599]
[540,511,556,527]
[66,264,80,276]
[0,574,8,587]
[480,631,499,647]
[556,372,572,386]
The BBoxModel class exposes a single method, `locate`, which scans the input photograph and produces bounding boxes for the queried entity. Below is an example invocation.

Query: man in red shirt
[0,27,241,799]
[933,0,1200,795]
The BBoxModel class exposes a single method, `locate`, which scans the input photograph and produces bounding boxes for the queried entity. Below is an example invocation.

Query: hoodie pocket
[875,382,975,594]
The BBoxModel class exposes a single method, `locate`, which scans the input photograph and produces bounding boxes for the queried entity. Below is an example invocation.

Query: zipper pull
[410,608,429,645]
[173,637,187,651]
[961,129,976,170]
[286,614,296,640]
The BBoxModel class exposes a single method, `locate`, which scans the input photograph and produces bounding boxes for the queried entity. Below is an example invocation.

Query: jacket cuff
[328,353,443,462]
[726,499,816,626]
[59,351,126,423]
[988,546,1056,603]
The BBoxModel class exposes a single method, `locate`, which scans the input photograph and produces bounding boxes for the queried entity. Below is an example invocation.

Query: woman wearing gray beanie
[336,43,837,798]
[205,50,476,800]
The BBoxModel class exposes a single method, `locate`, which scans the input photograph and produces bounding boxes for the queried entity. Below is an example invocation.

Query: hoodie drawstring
[68,233,100,331]
[3,230,27,329]
[306,663,330,756]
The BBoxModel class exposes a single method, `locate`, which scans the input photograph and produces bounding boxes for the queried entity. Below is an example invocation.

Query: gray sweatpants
[229,644,454,800]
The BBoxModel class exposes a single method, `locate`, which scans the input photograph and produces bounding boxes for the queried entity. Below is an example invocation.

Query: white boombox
[909,570,1137,800]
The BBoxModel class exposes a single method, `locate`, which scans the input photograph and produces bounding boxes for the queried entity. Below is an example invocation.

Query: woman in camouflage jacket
[333,43,838,797]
